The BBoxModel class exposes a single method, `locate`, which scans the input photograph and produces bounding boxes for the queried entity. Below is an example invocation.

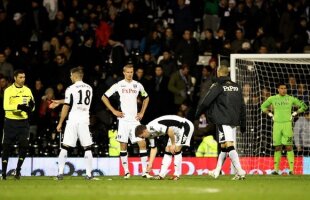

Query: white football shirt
[146,115,194,147]
[104,79,148,122]
[64,80,92,123]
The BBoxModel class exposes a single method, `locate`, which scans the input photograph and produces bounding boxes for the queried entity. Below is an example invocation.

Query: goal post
[229,54,310,175]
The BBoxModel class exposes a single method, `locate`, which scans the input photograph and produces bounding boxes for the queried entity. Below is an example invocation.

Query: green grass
[1,175,309,200]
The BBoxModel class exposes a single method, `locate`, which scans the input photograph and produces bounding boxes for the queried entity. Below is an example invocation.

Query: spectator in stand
[162,27,177,54]
[203,0,220,34]
[119,1,143,53]
[168,64,195,114]
[0,51,14,80]
[175,29,199,76]
[172,0,194,39]
[107,34,127,76]
[138,51,156,81]
[148,65,174,119]
[139,29,163,59]
[158,50,178,77]
[199,28,219,56]
[231,28,249,53]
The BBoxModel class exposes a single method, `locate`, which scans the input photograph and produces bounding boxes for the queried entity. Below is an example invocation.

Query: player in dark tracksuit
[195,65,246,180]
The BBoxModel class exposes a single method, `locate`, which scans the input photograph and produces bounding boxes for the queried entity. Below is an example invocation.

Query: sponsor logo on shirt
[122,88,137,94]
[223,86,239,91]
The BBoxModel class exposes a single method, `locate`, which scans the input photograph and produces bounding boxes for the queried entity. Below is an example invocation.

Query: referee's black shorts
[2,118,30,145]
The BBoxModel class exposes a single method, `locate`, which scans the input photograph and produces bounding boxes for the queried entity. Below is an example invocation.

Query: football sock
[84,150,93,177]
[228,147,243,173]
[286,150,294,172]
[120,151,129,174]
[58,149,68,175]
[173,151,182,177]
[216,149,227,172]
[139,150,148,174]
[274,151,281,171]
[159,152,172,177]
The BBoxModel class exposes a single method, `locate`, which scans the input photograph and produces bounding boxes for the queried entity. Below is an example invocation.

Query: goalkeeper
[261,82,308,175]
[1,70,35,180]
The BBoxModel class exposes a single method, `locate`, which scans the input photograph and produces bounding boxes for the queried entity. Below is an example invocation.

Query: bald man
[195,65,246,180]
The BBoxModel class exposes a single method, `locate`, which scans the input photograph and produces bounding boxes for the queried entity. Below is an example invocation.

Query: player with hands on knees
[135,115,194,180]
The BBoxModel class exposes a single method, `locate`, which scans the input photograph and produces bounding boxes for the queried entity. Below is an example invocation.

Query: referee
[1,70,34,180]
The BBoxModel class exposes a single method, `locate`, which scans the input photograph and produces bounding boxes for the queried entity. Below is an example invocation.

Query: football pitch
[0,175,309,200]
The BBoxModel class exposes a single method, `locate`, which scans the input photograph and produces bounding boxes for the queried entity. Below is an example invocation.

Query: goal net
[230,54,310,175]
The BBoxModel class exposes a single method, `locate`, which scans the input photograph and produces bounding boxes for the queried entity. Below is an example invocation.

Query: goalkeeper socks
[139,149,148,174]
[120,151,129,174]
[228,147,243,173]
[286,150,295,172]
[84,150,93,177]
[58,149,68,175]
[159,152,172,177]
[216,150,227,172]
[274,151,281,172]
[173,151,182,177]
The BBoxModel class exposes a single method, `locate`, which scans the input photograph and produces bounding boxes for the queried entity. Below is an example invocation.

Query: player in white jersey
[102,64,150,179]
[55,67,98,180]
[135,115,194,180]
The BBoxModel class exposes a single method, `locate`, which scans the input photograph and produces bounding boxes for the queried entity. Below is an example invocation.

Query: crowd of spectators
[0,0,310,157]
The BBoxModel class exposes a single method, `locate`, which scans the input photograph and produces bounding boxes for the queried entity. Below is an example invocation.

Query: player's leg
[157,146,173,179]
[56,122,78,180]
[223,125,245,178]
[15,123,30,180]
[283,122,294,174]
[209,125,227,178]
[78,122,95,179]
[272,123,282,174]
[116,121,130,178]
[137,139,149,177]
[171,146,183,180]
[1,119,16,180]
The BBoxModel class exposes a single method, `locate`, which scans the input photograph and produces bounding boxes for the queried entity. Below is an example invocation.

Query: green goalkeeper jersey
[261,94,308,123]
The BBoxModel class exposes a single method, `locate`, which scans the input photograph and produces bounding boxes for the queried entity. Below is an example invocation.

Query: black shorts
[2,118,30,145]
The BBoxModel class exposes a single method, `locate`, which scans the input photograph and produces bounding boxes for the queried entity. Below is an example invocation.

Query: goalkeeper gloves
[17,104,32,113]
[267,112,273,118]
[291,111,298,117]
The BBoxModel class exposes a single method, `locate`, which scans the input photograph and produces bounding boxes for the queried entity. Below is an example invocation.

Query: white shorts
[218,125,236,143]
[167,121,194,147]
[62,120,93,147]
[117,120,143,144]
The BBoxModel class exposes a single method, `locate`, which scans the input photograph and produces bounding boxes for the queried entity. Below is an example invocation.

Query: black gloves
[17,104,32,113]
[28,99,35,110]
[240,126,246,134]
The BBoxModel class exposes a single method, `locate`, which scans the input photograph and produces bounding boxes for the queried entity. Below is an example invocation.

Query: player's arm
[261,96,273,116]
[195,83,222,118]
[49,99,65,109]
[56,104,70,132]
[137,96,149,120]
[101,95,124,117]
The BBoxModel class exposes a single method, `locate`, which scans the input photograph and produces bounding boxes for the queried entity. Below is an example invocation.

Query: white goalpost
[230,54,310,175]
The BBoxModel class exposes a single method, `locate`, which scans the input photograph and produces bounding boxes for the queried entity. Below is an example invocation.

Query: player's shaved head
[123,64,134,71]
[217,65,229,77]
